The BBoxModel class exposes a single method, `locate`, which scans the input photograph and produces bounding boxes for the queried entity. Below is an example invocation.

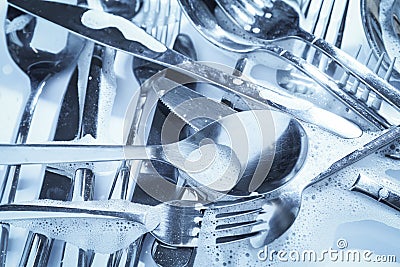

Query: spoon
[0,109,308,199]
[211,0,400,105]
[178,0,391,131]
[0,110,290,195]
[0,6,84,265]
[178,0,400,115]
[1,7,84,203]
[361,0,400,75]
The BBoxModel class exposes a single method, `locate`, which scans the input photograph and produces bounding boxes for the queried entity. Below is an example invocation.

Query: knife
[8,0,363,139]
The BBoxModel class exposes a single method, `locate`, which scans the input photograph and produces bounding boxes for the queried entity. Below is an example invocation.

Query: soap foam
[193,124,400,266]
[185,143,241,192]
[2,199,160,254]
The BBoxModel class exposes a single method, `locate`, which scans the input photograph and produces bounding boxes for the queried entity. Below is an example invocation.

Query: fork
[0,197,267,249]
[278,0,350,83]
[295,0,399,128]
[256,0,399,129]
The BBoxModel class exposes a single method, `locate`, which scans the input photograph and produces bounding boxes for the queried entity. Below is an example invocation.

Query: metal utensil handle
[0,144,153,164]
[351,173,400,211]
[311,125,400,185]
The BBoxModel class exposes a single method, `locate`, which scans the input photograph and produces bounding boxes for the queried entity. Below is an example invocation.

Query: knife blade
[160,82,236,131]
[8,0,364,139]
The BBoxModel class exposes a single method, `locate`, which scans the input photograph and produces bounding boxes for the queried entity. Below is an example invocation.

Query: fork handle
[297,29,400,112]
[311,124,400,186]
[0,201,151,226]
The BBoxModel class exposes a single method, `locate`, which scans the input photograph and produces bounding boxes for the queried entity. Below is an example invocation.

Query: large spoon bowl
[0,109,307,199]
[361,0,400,75]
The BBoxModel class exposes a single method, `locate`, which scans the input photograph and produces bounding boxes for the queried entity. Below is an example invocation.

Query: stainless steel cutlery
[1,0,400,266]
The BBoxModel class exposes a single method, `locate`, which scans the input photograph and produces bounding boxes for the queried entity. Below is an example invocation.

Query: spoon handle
[0,143,156,164]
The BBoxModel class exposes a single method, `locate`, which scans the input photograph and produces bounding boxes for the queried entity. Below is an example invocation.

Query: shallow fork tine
[348,50,373,95]
[360,53,386,102]
[310,0,335,66]
[209,196,265,213]
[199,196,268,245]
[214,221,267,244]
[316,0,335,39]
[214,209,262,226]
[373,57,398,110]
[156,0,182,48]
[307,0,325,35]
[337,48,392,128]
[325,0,350,75]
[302,0,312,17]
[338,45,362,88]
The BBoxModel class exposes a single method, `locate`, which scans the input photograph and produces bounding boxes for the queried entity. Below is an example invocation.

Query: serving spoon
[178,0,391,130]
[361,0,400,75]
[0,110,291,196]
[207,0,400,109]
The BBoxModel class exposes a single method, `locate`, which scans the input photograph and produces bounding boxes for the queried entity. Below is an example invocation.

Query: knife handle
[351,173,400,211]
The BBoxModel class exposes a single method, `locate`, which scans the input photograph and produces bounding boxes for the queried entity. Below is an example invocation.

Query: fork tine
[348,50,373,95]
[332,0,350,49]
[215,209,263,226]
[303,0,312,18]
[384,57,397,81]
[239,0,264,16]
[372,53,386,73]
[301,0,325,60]
[372,57,397,110]
[311,0,335,66]
[215,221,268,244]
[197,196,268,245]
[209,195,265,214]
[325,0,350,75]
[215,231,262,245]
[338,45,362,88]
[360,53,385,102]
[309,0,325,35]
[318,0,335,39]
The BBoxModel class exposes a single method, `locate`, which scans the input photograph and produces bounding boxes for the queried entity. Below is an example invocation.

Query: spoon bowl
[361,0,400,75]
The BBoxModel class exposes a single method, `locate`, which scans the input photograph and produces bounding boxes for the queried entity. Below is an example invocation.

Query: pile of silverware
[0,0,400,266]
